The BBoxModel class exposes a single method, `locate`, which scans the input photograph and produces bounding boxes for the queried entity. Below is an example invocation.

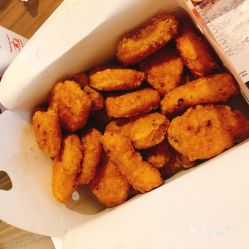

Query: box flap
[0,0,181,110]
[63,140,249,249]
[0,111,104,236]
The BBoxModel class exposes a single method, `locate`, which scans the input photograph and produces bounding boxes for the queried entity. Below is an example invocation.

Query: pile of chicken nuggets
[32,13,249,207]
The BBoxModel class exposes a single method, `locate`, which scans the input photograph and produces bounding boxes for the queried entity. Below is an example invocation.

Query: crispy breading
[144,140,171,168]
[52,135,83,203]
[139,47,184,95]
[89,68,145,91]
[60,134,83,174]
[161,73,238,115]
[72,73,104,110]
[106,88,160,118]
[117,13,179,65]
[52,160,77,203]
[176,24,220,77]
[105,113,169,149]
[84,85,104,111]
[127,113,170,149]
[218,108,249,143]
[177,153,196,169]
[159,147,195,178]
[32,109,62,158]
[72,73,89,88]
[105,118,132,134]
[49,82,63,112]
[90,157,130,207]
[79,128,102,185]
[102,132,163,193]
[49,81,92,131]
[168,105,249,161]
[160,149,183,178]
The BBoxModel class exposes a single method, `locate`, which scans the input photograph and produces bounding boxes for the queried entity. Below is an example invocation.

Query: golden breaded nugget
[79,128,102,185]
[32,109,62,158]
[105,113,169,149]
[177,153,196,169]
[90,157,130,207]
[144,140,171,169]
[117,14,179,65]
[218,108,249,143]
[60,134,83,174]
[52,135,83,203]
[168,105,249,161]
[139,47,184,95]
[49,81,92,131]
[49,83,63,112]
[72,73,89,88]
[105,118,132,134]
[106,88,160,118]
[161,73,238,115]
[160,150,183,178]
[84,85,104,111]
[52,160,77,203]
[127,113,170,149]
[159,148,195,178]
[102,132,163,193]
[72,74,104,111]
[89,68,145,91]
[176,25,220,77]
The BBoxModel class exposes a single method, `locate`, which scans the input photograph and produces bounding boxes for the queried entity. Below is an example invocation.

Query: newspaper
[188,0,249,89]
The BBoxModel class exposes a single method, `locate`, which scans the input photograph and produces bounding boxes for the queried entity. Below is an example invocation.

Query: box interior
[0,0,248,238]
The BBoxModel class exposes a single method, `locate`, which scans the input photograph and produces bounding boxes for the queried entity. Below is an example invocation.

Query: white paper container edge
[0,0,248,248]
[63,139,249,249]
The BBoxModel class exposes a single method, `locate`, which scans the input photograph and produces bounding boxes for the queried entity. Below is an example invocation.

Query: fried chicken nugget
[160,150,183,178]
[177,153,196,169]
[176,24,220,77]
[106,88,160,118]
[168,105,249,161]
[72,73,104,110]
[161,73,238,115]
[218,108,249,143]
[89,68,145,91]
[139,47,184,96]
[117,14,179,65]
[72,73,89,88]
[79,128,102,185]
[32,109,62,158]
[84,85,104,111]
[102,132,163,193]
[144,140,171,169]
[105,113,169,149]
[52,134,83,203]
[90,157,130,207]
[49,81,92,131]
[127,113,170,149]
[159,148,195,178]
[105,118,131,135]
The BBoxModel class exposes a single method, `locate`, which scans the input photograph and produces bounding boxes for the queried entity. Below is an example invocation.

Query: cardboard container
[0,0,248,248]
[0,26,27,77]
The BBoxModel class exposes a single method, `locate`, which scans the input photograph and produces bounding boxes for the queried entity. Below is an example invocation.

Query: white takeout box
[0,0,249,248]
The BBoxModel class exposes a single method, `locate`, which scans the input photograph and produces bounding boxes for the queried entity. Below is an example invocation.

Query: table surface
[0,0,62,248]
